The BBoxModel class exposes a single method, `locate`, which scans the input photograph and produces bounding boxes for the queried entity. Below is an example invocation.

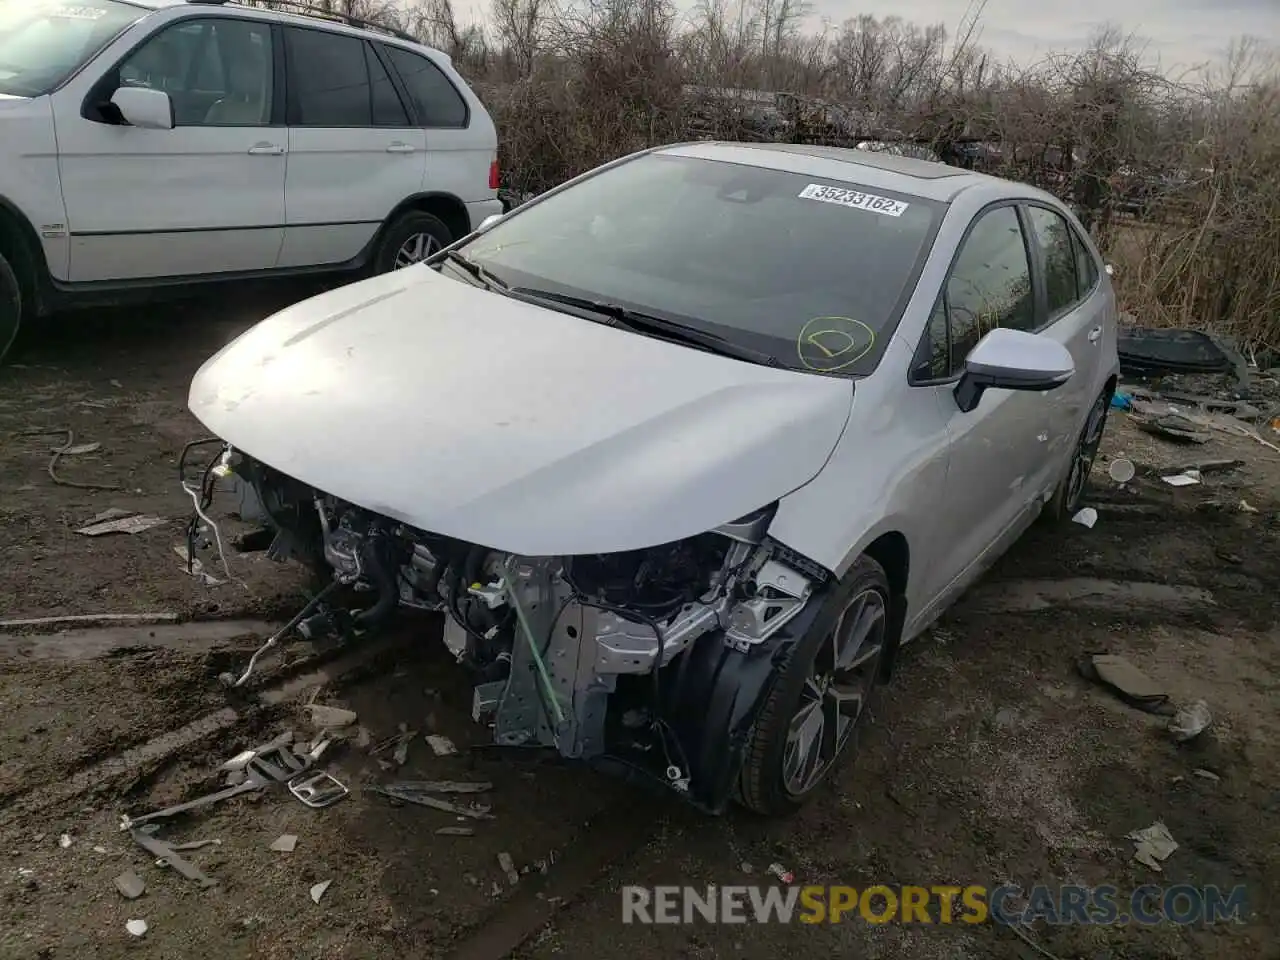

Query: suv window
[1027,206,1079,317]
[0,0,143,98]
[117,18,273,127]
[286,27,372,126]
[366,41,408,126]
[384,45,467,128]
[912,205,1036,381]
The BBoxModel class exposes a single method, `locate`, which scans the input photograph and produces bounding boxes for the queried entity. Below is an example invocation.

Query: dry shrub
[368,0,1280,350]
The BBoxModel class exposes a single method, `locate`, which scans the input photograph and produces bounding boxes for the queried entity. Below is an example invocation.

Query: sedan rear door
[1022,203,1109,474]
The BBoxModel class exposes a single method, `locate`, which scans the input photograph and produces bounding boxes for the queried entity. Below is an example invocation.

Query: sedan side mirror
[110,86,174,130]
[478,213,503,230]
[954,328,1074,414]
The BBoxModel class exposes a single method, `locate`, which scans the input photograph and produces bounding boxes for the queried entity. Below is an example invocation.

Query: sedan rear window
[461,152,943,376]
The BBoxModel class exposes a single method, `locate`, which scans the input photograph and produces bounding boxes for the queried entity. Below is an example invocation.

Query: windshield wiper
[510,288,779,367]
[438,250,508,290]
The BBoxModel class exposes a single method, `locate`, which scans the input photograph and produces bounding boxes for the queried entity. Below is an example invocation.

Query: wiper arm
[439,250,508,290]
[510,288,778,367]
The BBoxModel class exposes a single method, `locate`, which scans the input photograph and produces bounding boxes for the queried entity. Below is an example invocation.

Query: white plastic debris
[1108,458,1136,483]
[425,734,458,756]
[767,862,794,883]
[126,919,148,937]
[58,833,73,848]
[310,880,332,904]
[498,852,520,886]
[306,705,358,729]
[1071,507,1098,529]
[1161,472,1201,487]
[114,871,146,900]
[1127,821,1178,871]
[270,834,298,853]
[1169,699,1212,741]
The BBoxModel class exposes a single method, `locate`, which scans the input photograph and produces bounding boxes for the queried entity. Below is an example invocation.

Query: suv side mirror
[954,328,1074,413]
[111,86,174,130]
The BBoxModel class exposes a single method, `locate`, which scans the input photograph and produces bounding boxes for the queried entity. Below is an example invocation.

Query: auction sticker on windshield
[797,184,909,217]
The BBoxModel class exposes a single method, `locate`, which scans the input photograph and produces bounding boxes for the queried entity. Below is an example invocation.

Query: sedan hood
[189,266,853,555]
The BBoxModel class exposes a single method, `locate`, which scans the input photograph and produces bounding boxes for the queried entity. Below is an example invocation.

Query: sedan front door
[913,203,1056,599]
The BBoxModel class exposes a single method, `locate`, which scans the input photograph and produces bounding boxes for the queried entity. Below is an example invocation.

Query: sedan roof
[658,140,1037,204]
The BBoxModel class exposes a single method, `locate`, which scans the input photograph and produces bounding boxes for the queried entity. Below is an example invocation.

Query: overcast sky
[443,0,1279,75]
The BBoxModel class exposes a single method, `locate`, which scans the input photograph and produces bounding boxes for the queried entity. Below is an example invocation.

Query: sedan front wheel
[734,555,890,815]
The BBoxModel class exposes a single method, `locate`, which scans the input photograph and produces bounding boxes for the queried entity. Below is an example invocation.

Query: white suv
[0,0,502,360]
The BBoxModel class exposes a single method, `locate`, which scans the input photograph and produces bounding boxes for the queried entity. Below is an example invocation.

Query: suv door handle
[248,142,284,156]
[1088,326,1103,343]
[386,142,416,154]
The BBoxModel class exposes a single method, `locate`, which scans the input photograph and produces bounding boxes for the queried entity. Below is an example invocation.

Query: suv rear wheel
[0,253,21,365]
[373,211,453,274]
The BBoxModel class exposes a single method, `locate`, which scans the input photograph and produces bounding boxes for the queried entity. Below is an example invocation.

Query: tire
[1043,386,1113,523]
[734,554,891,816]
[0,253,20,366]
[371,211,453,275]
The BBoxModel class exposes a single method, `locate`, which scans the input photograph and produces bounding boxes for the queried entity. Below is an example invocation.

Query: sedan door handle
[386,141,416,154]
[248,142,284,156]
[1088,326,1103,343]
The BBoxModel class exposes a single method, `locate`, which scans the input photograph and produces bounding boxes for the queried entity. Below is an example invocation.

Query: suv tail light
[488,157,500,191]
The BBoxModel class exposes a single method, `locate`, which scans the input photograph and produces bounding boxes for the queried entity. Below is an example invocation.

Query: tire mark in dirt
[0,619,280,660]
[0,633,411,826]
[444,808,655,960]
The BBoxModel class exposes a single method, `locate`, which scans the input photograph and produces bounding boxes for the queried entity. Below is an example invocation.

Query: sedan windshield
[459,152,943,375]
[0,0,143,97]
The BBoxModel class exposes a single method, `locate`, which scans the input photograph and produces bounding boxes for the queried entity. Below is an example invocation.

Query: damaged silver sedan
[185,142,1120,815]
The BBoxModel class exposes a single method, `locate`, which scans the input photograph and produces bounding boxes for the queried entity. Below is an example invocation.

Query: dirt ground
[1,292,1278,960]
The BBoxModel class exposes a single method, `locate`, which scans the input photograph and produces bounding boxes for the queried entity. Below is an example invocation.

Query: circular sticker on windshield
[796,317,876,372]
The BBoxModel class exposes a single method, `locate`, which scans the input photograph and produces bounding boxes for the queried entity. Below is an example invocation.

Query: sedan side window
[117,19,273,127]
[946,206,1036,365]
[1071,227,1100,298]
[912,205,1036,382]
[1027,206,1079,318]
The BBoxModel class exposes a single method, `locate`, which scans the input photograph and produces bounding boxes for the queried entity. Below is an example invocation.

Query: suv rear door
[380,43,488,219]
[277,25,424,268]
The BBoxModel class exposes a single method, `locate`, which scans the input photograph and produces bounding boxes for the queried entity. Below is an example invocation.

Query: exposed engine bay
[184,442,831,808]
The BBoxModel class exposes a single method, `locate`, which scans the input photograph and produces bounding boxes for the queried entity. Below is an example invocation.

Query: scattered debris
[310,880,332,904]
[767,863,795,884]
[436,827,475,836]
[368,784,495,819]
[306,705,358,729]
[0,612,181,631]
[1127,821,1178,871]
[1108,458,1136,483]
[288,771,349,809]
[174,544,222,585]
[1239,500,1259,514]
[390,780,493,794]
[58,833,73,848]
[270,834,298,853]
[169,839,220,852]
[20,427,122,491]
[741,862,754,874]
[93,845,107,854]
[62,442,102,456]
[1118,327,1233,376]
[1193,768,1221,782]
[114,871,146,900]
[498,852,520,886]
[393,737,411,766]
[1169,699,1212,742]
[1071,507,1098,528]
[130,830,217,889]
[1162,471,1202,487]
[425,734,459,757]
[371,725,418,764]
[76,513,168,537]
[1077,653,1174,715]
[126,919,149,938]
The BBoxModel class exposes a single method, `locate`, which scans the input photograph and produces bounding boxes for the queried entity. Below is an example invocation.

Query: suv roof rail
[188,0,419,44]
